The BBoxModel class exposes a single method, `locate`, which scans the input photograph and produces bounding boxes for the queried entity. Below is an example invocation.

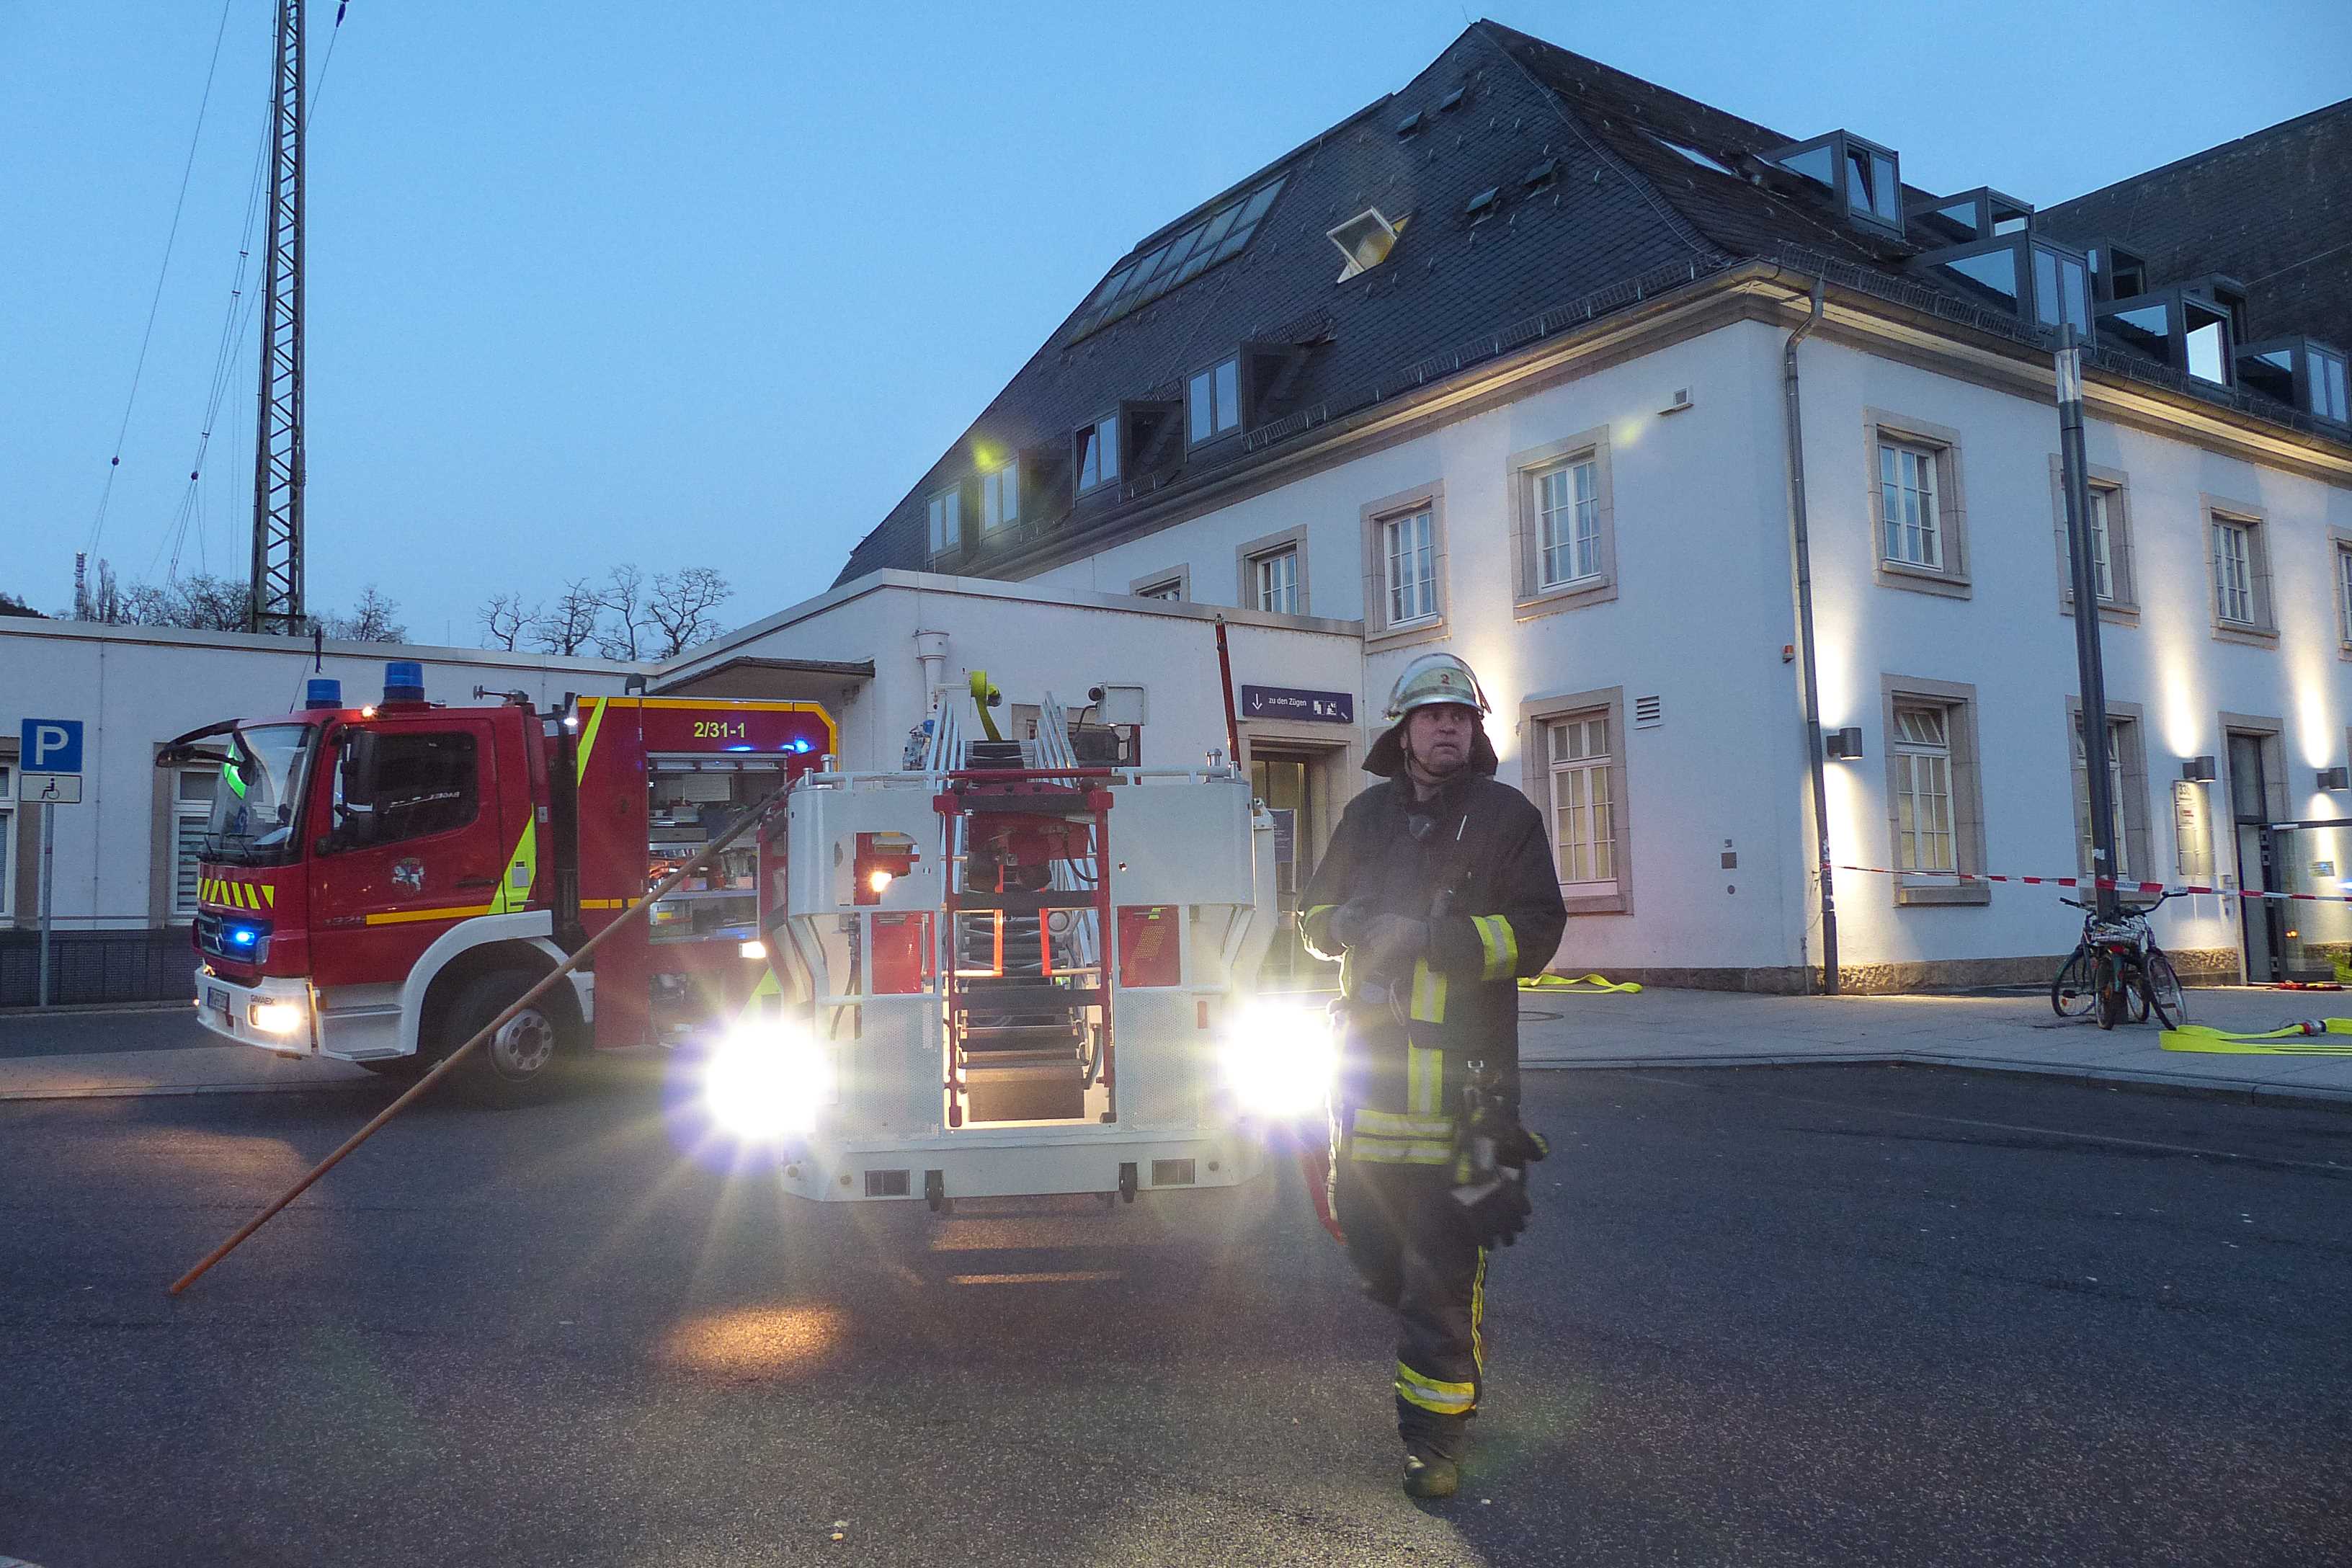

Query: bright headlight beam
[1219,1000,1336,1119]
[704,1022,833,1140]
[247,1000,306,1035]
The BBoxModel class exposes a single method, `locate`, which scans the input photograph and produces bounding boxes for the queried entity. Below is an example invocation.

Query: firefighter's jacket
[1298,755,1567,1164]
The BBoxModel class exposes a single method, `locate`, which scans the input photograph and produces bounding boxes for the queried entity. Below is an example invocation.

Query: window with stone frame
[1880,675,1988,906]
[1866,410,1969,597]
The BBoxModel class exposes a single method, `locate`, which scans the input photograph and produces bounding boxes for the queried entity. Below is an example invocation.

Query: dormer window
[927,488,962,555]
[981,458,1020,531]
[2237,338,2351,424]
[1910,187,2032,246]
[1074,414,1121,492]
[1766,131,1902,234]
[2085,241,2148,304]
[2099,288,2235,387]
[1327,209,1402,281]
[1909,198,2089,337]
[1188,357,1241,445]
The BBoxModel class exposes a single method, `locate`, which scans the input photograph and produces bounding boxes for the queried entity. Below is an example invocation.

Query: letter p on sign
[21,718,84,775]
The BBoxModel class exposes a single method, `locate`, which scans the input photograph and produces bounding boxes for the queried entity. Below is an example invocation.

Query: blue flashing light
[792,739,812,753]
[725,744,754,752]
[230,927,258,947]
[305,677,343,710]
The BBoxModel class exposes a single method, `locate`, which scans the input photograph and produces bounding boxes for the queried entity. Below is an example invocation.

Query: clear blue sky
[5,1,2347,644]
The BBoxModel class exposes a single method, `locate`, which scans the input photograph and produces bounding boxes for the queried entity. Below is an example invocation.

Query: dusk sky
[6,0,2347,646]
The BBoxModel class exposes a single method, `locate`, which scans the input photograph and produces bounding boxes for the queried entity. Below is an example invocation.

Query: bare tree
[318,584,407,643]
[647,566,734,657]
[478,591,536,651]
[592,564,652,660]
[120,573,252,630]
[532,577,602,656]
[0,590,43,619]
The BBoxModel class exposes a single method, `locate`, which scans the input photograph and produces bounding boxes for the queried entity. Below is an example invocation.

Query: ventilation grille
[1634,695,1664,729]
[865,1169,912,1198]
[1150,1159,1198,1187]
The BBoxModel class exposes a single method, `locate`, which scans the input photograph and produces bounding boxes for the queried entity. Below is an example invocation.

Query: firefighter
[1298,652,1567,1500]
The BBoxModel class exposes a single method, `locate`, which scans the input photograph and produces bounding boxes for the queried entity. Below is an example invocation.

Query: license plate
[205,986,231,1023]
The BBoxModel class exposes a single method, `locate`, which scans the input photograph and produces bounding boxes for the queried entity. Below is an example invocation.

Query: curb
[1524,1049,2352,1112]
[0,1077,378,1104]
[0,1000,193,1018]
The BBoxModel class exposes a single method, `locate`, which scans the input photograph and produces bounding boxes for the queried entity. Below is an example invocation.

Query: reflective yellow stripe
[1395,1361,1476,1415]
[1406,1041,1442,1115]
[363,903,494,926]
[574,697,609,782]
[1409,958,1447,1023]
[1353,1107,1455,1140]
[1471,1247,1487,1377]
[260,884,275,909]
[1350,1136,1453,1165]
[1474,914,1517,981]
[486,821,538,915]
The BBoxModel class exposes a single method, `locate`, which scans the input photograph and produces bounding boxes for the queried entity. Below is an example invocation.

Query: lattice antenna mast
[248,0,306,633]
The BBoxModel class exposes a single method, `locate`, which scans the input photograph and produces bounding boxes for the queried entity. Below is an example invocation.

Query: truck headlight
[248,999,307,1035]
[1219,1000,1335,1120]
[704,1020,834,1139]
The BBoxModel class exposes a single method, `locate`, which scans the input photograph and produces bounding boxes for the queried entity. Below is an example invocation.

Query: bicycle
[2051,890,2187,1030]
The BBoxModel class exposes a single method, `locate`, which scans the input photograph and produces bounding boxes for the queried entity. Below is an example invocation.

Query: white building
[828,25,2352,990]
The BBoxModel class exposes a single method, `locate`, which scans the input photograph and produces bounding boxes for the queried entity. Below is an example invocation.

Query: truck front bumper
[193,967,318,1055]
[778,1126,1269,1205]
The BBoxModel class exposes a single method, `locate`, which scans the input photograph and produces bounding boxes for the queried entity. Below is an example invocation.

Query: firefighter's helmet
[1384,653,1492,720]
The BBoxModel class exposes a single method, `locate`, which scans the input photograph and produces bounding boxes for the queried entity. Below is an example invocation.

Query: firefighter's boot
[1402,1446,1459,1500]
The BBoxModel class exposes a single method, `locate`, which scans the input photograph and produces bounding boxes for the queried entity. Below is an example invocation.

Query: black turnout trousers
[1329,1128,1487,1461]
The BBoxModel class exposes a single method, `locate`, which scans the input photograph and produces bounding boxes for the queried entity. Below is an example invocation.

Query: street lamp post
[2057,326,2121,920]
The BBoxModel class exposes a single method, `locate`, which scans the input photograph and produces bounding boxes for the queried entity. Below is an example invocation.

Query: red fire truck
[161,660,833,1093]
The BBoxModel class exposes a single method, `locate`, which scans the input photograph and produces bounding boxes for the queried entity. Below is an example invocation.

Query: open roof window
[1765,131,1902,234]
[1066,175,1288,342]
[1464,185,1502,222]
[1907,187,2032,246]
[2237,338,2350,424]
[2098,287,2237,388]
[1651,134,1734,178]
[1328,208,1404,281]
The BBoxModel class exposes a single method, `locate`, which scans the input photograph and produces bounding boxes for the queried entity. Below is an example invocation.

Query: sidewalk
[1518,985,2352,1107]
[5,986,2349,1107]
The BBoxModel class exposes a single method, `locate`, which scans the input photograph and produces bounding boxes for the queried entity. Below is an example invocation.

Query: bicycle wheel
[2128,958,2151,1023]
[2095,953,2128,1030]
[2143,950,2184,1030]
[2052,947,2098,1018]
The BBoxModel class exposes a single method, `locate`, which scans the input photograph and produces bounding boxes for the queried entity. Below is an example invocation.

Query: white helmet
[1384,652,1492,719]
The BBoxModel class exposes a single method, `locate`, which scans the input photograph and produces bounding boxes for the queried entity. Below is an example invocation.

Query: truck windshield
[204,723,318,866]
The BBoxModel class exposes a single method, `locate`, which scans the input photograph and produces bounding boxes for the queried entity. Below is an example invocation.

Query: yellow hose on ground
[1520,973,1642,995]
[2160,1017,2352,1056]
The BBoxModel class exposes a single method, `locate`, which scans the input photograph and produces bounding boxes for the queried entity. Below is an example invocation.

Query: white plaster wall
[1796,334,2352,969]
[1032,321,1816,974]
[0,622,635,931]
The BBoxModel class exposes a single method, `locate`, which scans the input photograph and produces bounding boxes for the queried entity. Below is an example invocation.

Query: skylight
[1465,186,1500,220]
[1066,177,1288,341]
[1652,135,1734,177]
[1328,208,1402,281]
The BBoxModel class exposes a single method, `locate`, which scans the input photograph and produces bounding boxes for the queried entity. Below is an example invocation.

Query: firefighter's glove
[1455,1166,1535,1248]
[1496,1126,1549,1171]
[1358,915,1429,979]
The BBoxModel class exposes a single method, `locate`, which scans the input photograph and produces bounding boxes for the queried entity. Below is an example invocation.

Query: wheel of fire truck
[444,969,573,1100]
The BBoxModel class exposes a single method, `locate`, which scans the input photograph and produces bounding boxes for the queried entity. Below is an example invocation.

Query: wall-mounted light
[2319,765,2351,792]
[1825,726,1863,761]
[2180,755,2217,783]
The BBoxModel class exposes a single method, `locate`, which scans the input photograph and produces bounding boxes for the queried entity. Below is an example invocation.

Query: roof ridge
[2048,94,2352,212]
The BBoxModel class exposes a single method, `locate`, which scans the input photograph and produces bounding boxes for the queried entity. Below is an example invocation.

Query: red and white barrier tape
[1835,864,2351,904]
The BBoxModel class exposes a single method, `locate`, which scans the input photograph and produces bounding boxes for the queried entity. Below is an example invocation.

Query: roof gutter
[1781,277,1838,996]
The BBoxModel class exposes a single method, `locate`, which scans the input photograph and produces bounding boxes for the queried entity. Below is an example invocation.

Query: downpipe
[1782,280,1839,995]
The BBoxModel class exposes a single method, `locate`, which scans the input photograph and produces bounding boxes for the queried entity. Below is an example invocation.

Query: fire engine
[161,661,834,1087]
[163,660,1328,1207]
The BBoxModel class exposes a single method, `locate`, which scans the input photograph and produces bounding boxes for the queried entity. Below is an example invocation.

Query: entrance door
[1249,749,1334,987]
[2226,732,2284,982]
[2266,820,2352,983]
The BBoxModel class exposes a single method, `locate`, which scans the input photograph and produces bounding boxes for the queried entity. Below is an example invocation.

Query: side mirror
[341,728,380,811]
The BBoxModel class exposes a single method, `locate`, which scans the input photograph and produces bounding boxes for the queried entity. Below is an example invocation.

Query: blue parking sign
[20,718,84,774]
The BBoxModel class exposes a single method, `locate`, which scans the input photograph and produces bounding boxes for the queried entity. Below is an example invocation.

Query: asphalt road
[1,1062,2346,1567]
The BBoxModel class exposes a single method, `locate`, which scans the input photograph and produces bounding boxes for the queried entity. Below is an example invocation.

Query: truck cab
[163,662,832,1092]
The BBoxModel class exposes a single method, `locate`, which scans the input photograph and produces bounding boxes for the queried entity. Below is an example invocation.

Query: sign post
[20,718,86,1009]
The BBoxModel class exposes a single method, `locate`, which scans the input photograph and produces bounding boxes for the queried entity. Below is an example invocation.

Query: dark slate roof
[2039,98,2352,356]
[833,24,2337,587]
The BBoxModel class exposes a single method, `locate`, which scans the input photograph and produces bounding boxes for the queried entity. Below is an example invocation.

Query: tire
[2143,950,2184,1030]
[2052,948,2098,1018]
[2127,961,2152,1024]
[444,969,569,1101]
[2095,953,2128,1030]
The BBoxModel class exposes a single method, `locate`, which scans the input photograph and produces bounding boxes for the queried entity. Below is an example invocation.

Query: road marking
[1618,1072,2352,1175]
